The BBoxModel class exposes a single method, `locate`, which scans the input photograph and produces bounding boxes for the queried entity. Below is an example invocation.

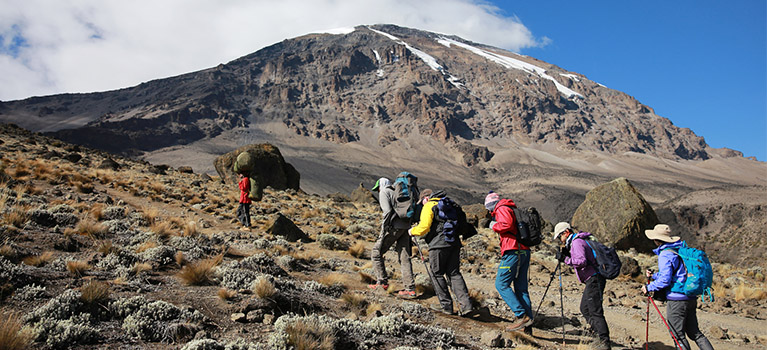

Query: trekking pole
[649,296,686,350]
[645,273,651,350]
[532,262,560,322]
[411,236,438,294]
[558,249,565,345]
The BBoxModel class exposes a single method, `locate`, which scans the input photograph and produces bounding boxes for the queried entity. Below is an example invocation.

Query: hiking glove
[488,221,497,230]
[556,249,569,262]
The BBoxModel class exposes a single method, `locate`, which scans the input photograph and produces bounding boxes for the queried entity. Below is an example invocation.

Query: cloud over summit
[0,0,546,101]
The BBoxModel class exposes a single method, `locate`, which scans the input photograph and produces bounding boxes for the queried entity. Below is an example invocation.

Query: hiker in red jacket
[237,173,251,231]
[486,191,533,333]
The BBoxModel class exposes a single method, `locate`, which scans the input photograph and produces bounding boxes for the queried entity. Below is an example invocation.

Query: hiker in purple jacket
[642,224,714,350]
[554,222,611,350]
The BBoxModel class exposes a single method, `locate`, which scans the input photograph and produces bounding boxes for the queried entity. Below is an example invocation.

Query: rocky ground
[1,124,765,350]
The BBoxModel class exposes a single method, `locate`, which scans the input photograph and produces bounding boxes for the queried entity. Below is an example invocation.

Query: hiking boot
[430,303,456,315]
[506,315,533,331]
[397,289,416,299]
[367,282,389,291]
[593,340,611,350]
[459,307,480,318]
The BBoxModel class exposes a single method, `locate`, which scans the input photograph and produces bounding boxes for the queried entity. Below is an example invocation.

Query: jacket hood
[491,198,516,214]
[566,232,592,248]
[653,240,686,255]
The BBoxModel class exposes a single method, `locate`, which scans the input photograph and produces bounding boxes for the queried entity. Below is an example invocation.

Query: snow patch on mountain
[368,27,464,90]
[437,37,582,99]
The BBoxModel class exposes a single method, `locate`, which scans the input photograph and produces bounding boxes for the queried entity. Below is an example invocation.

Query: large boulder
[349,183,376,204]
[571,178,658,252]
[462,203,490,227]
[266,213,310,242]
[213,144,300,192]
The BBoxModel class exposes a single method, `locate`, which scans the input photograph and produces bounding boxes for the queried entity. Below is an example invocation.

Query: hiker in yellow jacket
[409,190,476,316]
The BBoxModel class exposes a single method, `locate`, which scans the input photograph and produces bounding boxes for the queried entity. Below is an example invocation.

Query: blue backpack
[391,172,419,221]
[665,244,714,302]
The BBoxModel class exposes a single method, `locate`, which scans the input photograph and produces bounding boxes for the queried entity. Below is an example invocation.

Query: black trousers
[580,274,610,343]
[430,245,472,313]
[667,299,714,350]
[237,202,251,227]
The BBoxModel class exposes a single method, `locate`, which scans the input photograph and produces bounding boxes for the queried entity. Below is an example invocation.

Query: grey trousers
[667,299,714,350]
[371,226,414,290]
[430,245,472,313]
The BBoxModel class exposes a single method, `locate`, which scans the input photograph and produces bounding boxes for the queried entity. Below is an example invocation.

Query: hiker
[641,224,714,350]
[409,190,477,316]
[237,173,251,231]
[369,177,416,298]
[555,222,611,350]
[484,191,533,333]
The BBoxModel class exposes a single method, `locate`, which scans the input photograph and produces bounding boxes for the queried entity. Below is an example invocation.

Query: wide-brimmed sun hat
[553,222,571,240]
[644,224,680,243]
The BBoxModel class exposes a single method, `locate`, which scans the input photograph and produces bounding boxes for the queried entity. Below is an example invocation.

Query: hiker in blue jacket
[642,224,714,350]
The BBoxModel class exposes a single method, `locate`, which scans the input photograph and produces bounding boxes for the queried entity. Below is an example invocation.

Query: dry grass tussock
[284,318,335,350]
[347,241,366,259]
[218,288,237,301]
[68,220,109,239]
[3,205,29,228]
[0,245,16,260]
[150,221,175,239]
[365,302,383,316]
[66,260,91,277]
[252,276,277,300]
[318,273,350,289]
[135,241,158,254]
[0,312,34,350]
[80,280,110,306]
[733,283,767,302]
[182,221,199,237]
[357,271,375,284]
[96,240,116,256]
[130,262,152,276]
[141,206,162,226]
[89,203,106,221]
[22,251,54,267]
[175,251,187,267]
[340,292,367,310]
[176,255,222,286]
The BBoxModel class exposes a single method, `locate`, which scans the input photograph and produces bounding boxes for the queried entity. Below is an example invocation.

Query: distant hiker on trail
[369,177,416,299]
[410,190,478,317]
[237,173,251,231]
[642,224,714,350]
[555,222,612,350]
[485,191,533,333]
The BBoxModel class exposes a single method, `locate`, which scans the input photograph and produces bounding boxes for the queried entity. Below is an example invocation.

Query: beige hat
[644,224,680,243]
[553,222,571,240]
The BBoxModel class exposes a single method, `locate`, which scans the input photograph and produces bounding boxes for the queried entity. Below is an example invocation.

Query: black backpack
[435,197,477,243]
[579,238,622,279]
[511,207,543,247]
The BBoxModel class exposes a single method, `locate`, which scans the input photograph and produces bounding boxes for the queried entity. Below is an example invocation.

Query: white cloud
[0,0,547,101]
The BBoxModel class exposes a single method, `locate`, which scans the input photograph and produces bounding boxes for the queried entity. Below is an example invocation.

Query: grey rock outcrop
[571,178,658,252]
[213,144,300,196]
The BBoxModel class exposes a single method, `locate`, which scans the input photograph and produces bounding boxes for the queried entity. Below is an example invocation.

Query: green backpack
[234,151,255,174]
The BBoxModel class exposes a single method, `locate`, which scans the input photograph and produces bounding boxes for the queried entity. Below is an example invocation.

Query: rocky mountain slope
[0,24,764,268]
[1,124,765,350]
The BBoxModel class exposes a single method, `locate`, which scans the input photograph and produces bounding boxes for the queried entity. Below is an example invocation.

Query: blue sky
[492,1,766,160]
[0,0,764,160]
